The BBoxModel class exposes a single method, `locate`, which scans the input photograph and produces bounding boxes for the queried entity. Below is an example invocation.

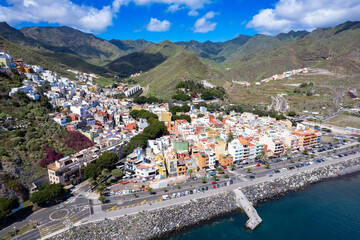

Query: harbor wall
[49,156,360,240]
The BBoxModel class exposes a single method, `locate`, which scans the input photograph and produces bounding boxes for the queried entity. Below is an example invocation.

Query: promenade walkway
[43,152,360,239]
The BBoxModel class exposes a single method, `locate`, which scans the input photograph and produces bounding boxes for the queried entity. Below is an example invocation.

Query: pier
[233,189,262,230]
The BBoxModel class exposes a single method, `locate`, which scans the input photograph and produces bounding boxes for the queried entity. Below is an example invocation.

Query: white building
[135,163,157,180]
[124,85,141,97]
[228,139,244,164]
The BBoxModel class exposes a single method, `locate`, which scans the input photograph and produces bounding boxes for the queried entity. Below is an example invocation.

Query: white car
[162,195,171,200]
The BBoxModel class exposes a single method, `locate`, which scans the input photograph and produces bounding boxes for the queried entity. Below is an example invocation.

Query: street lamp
[14,226,17,240]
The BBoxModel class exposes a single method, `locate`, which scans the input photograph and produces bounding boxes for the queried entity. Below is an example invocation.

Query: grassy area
[1,223,36,240]
[328,112,360,129]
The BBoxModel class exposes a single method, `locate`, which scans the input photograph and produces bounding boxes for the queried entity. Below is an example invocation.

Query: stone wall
[49,191,238,240]
[242,157,360,204]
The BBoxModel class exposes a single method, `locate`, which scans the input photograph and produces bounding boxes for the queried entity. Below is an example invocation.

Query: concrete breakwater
[49,192,239,240]
[48,156,360,240]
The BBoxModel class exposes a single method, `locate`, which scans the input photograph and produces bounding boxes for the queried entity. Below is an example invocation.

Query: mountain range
[0,21,360,97]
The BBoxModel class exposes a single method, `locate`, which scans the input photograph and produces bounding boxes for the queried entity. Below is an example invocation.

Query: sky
[1,0,360,43]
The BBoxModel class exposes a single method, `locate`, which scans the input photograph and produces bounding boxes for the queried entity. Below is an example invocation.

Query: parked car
[162,195,171,200]
[56,205,65,210]
[172,193,177,198]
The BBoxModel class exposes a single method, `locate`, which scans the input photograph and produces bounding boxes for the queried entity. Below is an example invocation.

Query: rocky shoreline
[49,157,360,240]
[242,157,360,205]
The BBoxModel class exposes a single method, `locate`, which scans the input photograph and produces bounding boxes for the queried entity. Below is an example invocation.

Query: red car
[256,164,261,167]
[120,181,130,185]
[223,166,227,169]
[211,181,217,184]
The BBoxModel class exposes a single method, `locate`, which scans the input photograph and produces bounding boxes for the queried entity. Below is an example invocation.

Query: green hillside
[109,39,154,54]
[135,41,217,98]
[20,26,122,66]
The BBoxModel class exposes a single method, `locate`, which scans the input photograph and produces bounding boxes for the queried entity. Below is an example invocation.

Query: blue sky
[1,0,360,43]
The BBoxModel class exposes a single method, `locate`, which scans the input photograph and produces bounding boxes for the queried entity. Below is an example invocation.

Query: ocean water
[169,173,360,240]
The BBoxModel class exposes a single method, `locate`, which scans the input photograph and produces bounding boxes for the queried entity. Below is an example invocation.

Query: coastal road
[80,150,360,229]
[0,194,90,240]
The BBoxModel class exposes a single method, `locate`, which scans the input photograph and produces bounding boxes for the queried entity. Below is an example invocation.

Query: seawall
[48,156,360,240]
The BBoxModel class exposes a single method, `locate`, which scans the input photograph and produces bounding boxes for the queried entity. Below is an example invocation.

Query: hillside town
[1,50,322,189]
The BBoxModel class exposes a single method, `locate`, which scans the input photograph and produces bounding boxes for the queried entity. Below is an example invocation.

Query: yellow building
[158,112,172,122]
[154,155,167,179]
[215,141,226,160]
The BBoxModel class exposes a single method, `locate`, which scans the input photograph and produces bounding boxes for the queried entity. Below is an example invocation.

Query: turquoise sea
[169,173,360,240]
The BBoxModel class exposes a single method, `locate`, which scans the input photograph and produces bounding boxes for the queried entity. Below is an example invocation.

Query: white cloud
[194,11,217,33]
[167,4,185,13]
[0,0,129,33]
[188,10,199,16]
[133,0,210,10]
[146,18,171,32]
[247,0,360,35]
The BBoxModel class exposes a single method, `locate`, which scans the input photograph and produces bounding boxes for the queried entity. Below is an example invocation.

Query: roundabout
[49,209,69,221]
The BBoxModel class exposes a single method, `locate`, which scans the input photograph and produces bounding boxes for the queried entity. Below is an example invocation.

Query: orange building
[219,154,233,166]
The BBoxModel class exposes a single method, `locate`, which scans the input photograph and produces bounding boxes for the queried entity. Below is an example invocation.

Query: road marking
[126,205,129,209]
[122,206,125,209]
[116,207,120,210]
[141,200,147,205]
[131,204,135,207]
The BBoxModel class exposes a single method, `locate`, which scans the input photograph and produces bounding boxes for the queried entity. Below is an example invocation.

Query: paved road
[4,144,358,240]
[81,150,360,227]
[0,194,90,240]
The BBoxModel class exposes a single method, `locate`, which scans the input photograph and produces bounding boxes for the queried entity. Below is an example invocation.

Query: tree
[265,163,270,169]
[84,164,101,180]
[102,168,110,177]
[111,169,124,179]
[201,90,214,100]
[98,195,106,204]
[212,175,218,181]
[0,197,19,220]
[287,111,297,117]
[201,178,206,183]
[186,169,194,179]
[224,174,229,179]
[162,187,167,192]
[246,168,251,173]
[217,167,224,174]
[147,187,154,195]
[30,183,67,205]
[303,149,309,155]
[96,184,106,194]
[176,184,181,189]
[258,150,268,163]
[226,131,234,148]
[285,148,292,158]
[97,152,118,170]
[229,164,236,171]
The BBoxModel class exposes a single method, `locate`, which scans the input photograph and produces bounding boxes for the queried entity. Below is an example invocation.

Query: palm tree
[258,150,268,163]
[285,148,292,158]
[147,187,154,195]
[217,167,224,174]
[224,174,229,179]
[201,178,206,183]
[229,164,236,171]
[212,175,218,181]
[186,169,194,179]
[246,168,251,173]
[162,187,167,192]
[265,163,270,169]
